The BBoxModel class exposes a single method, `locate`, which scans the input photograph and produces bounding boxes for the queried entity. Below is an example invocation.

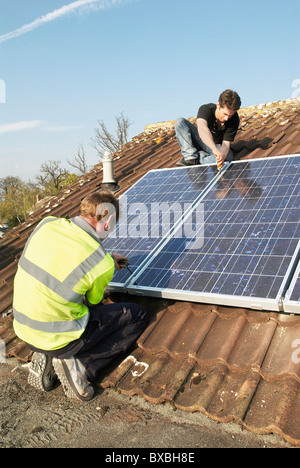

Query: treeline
[0,161,79,228]
[0,113,132,229]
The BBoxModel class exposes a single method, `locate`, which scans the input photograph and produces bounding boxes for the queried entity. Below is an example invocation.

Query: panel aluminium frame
[126,155,300,312]
[104,162,225,292]
[283,242,300,313]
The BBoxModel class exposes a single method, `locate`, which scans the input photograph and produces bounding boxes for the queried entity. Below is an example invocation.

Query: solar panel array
[104,155,300,313]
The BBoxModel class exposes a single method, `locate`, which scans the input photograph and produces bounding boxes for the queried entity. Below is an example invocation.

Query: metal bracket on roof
[278,297,284,313]
[2,309,13,318]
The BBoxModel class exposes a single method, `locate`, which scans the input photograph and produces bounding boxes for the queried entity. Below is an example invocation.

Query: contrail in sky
[0,0,125,44]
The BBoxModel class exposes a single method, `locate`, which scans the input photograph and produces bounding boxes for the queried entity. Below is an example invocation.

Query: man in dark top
[175,89,241,168]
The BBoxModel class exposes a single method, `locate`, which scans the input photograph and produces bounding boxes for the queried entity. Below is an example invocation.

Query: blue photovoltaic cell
[102,164,218,285]
[131,156,300,309]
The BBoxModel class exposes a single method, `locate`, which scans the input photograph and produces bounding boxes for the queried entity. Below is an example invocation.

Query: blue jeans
[174,118,234,165]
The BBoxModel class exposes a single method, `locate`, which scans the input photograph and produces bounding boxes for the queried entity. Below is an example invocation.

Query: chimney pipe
[102,151,120,193]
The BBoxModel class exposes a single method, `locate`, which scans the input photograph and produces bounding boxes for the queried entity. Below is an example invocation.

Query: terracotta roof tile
[101,300,300,445]
[1,97,300,445]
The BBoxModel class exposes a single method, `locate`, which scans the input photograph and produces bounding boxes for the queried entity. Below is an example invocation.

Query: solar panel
[102,164,219,289]
[127,155,300,312]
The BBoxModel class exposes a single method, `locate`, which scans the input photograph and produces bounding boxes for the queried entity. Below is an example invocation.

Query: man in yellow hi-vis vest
[13,191,148,401]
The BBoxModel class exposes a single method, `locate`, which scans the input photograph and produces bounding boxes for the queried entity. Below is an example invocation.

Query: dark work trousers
[75,302,148,382]
[27,302,148,383]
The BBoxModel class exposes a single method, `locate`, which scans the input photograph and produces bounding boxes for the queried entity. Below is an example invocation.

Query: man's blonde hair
[80,191,119,221]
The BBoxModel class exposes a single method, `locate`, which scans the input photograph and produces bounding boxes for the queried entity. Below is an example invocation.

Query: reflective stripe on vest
[13,307,90,334]
[18,244,106,303]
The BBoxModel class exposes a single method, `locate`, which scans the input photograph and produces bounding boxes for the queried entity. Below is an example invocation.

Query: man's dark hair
[219,89,241,111]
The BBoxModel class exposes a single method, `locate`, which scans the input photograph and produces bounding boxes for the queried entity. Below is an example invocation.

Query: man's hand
[214,149,226,168]
[112,253,129,271]
[215,141,231,168]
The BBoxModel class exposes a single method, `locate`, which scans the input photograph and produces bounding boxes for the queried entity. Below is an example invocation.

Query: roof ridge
[144,97,300,133]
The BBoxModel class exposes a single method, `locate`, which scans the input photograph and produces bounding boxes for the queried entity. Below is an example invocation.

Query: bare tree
[67,143,89,175]
[0,176,22,198]
[91,112,132,159]
[35,160,70,195]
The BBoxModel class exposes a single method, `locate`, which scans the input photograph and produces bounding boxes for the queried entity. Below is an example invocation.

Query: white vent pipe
[102,151,116,185]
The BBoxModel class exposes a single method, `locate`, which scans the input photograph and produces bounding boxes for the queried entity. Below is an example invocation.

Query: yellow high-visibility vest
[13,216,115,351]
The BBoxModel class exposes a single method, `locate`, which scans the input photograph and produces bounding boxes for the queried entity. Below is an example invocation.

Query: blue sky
[1,0,299,180]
